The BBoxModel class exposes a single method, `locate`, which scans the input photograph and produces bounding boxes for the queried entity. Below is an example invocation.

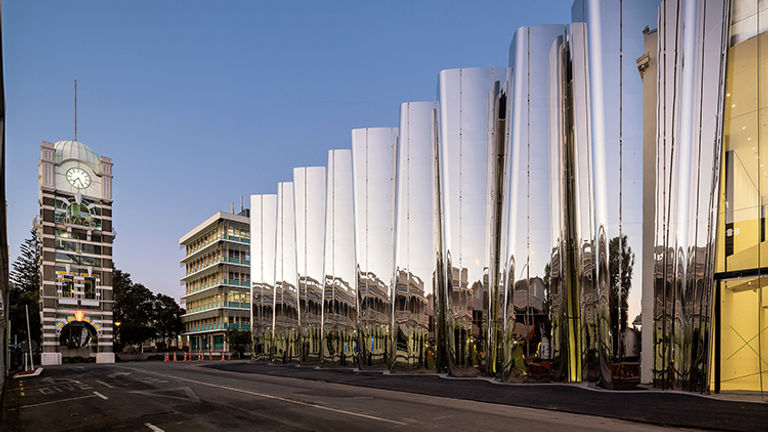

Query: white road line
[145,422,165,432]
[20,394,96,409]
[93,391,109,400]
[95,380,114,388]
[121,366,407,426]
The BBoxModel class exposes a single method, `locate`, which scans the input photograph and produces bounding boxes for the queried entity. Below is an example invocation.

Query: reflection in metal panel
[550,27,588,384]
[571,0,660,387]
[352,127,398,368]
[250,194,277,361]
[439,67,508,375]
[653,0,728,392]
[322,149,357,366]
[565,21,600,384]
[274,182,300,363]
[394,102,441,370]
[503,24,566,383]
[294,166,326,364]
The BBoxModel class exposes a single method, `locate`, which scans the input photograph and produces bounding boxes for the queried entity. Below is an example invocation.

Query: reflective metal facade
[294,167,326,364]
[250,194,278,360]
[242,0,755,395]
[352,128,398,368]
[503,25,568,382]
[274,182,300,363]
[570,0,661,387]
[438,67,508,375]
[652,0,729,392]
[548,21,602,384]
[393,102,442,370]
[322,149,357,366]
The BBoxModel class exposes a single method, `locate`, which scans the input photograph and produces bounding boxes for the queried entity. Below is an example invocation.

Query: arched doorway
[59,321,98,358]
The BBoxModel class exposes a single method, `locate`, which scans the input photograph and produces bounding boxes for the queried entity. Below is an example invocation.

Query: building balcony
[182,302,250,317]
[184,322,250,335]
[181,259,250,282]
[182,281,251,301]
[180,236,251,263]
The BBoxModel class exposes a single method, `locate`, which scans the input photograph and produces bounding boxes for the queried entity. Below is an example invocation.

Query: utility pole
[25,304,33,370]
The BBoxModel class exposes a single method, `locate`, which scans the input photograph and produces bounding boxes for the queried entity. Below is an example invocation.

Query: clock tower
[37,140,114,365]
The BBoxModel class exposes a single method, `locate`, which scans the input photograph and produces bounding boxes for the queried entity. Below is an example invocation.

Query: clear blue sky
[5,0,573,301]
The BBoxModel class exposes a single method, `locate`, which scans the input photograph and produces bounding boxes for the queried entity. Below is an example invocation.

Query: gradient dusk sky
[4,1,573,302]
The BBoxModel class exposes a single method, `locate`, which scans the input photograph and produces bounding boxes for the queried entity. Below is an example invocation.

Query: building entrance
[59,321,97,358]
[713,273,768,400]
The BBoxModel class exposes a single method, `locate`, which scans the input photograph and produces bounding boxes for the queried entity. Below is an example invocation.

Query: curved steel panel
[565,21,601,383]
[250,194,277,361]
[322,149,357,366]
[294,166,327,364]
[274,181,300,363]
[503,25,567,383]
[393,102,441,370]
[352,127,398,368]
[571,0,660,387]
[654,0,728,392]
[438,66,508,375]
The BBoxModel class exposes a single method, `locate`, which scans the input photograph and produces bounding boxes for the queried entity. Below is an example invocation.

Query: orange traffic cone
[220,352,225,361]
[197,352,202,361]
[184,352,188,361]
[163,352,169,362]
[173,352,177,362]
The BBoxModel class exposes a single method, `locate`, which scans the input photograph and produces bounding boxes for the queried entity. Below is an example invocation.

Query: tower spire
[74,79,77,142]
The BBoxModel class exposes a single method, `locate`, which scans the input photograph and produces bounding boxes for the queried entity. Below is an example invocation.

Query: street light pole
[25,304,34,370]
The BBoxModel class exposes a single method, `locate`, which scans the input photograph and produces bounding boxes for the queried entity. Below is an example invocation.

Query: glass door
[718,276,767,399]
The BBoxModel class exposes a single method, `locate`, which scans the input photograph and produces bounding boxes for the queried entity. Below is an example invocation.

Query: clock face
[66,167,91,189]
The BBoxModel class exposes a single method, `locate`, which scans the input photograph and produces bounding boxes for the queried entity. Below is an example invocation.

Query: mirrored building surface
[322,149,357,366]
[352,128,398,368]
[438,67,508,375]
[293,167,326,364]
[250,194,277,361]
[570,0,660,387]
[242,0,768,396]
[503,24,567,382]
[651,0,729,393]
[393,102,443,371]
[274,182,300,363]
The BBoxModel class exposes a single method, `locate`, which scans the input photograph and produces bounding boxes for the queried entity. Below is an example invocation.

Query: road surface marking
[20,394,96,409]
[93,391,108,400]
[95,380,114,388]
[145,422,165,432]
[122,366,407,426]
[130,387,200,402]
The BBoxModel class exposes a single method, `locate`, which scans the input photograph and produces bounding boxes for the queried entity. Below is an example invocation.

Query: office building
[180,209,250,353]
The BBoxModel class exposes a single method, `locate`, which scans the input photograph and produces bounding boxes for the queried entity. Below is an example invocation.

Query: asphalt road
[0,360,689,432]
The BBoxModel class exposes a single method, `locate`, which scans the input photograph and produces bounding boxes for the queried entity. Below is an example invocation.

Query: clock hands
[66,168,91,189]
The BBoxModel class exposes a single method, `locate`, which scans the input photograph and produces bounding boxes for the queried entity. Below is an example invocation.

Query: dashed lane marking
[93,391,109,400]
[20,394,96,409]
[145,423,165,432]
[121,366,408,426]
[95,380,114,388]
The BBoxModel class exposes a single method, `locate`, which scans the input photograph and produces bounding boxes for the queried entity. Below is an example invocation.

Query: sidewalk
[207,362,768,432]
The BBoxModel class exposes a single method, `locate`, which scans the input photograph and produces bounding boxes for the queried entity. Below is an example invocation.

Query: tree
[9,228,41,346]
[226,328,251,359]
[112,267,157,351]
[608,234,635,359]
[154,293,185,349]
